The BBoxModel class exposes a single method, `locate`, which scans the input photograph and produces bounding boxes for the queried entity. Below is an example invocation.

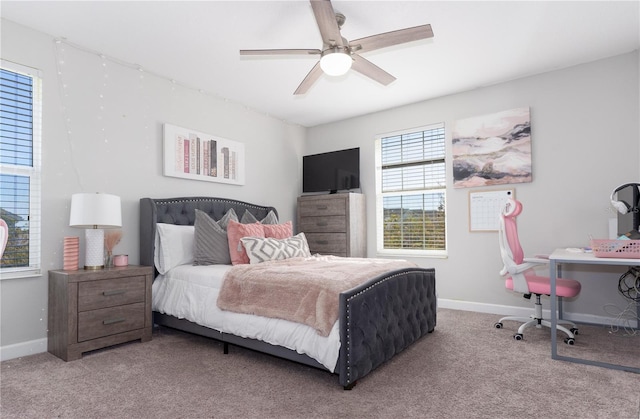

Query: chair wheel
[570,328,579,335]
[514,333,523,341]
[494,322,503,329]
[564,337,575,345]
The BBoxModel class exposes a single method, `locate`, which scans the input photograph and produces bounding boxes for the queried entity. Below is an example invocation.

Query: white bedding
[151,264,341,372]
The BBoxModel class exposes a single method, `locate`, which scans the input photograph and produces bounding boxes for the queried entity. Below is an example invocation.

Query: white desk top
[549,248,640,265]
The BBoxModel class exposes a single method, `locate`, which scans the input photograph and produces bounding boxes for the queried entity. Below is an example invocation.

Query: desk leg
[549,257,639,373]
[550,259,558,359]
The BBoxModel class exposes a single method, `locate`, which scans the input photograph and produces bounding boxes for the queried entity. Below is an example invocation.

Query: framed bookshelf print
[163,124,245,185]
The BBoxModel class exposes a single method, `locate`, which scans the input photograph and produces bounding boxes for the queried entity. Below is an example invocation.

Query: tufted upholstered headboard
[139,197,278,277]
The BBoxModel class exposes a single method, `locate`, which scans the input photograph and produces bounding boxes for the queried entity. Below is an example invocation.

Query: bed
[139,196,437,389]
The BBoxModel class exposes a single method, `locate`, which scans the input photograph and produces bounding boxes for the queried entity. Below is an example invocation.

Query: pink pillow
[227,220,265,265]
[263,221,293,239]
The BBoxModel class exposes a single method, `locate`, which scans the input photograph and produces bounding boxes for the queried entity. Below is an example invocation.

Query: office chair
[0,219,7,260]
[494,198,581,344]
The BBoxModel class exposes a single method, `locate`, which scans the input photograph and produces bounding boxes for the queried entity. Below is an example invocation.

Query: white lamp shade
[320,50,353,76]
[69,193,122,228]
[69,193,122,269]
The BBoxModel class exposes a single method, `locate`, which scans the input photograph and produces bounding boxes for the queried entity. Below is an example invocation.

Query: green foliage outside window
[383,198,446,251]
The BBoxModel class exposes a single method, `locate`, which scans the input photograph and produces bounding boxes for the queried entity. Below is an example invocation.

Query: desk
[549,249,640,374]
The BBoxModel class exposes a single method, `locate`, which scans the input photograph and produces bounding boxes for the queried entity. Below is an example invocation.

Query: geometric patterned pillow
[193,208,238,265]
[240,233,311,264]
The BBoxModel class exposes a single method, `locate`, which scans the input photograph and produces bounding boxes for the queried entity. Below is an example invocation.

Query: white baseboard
[437,298,638,328]
[0,301,636,361]
[0,338,47,362]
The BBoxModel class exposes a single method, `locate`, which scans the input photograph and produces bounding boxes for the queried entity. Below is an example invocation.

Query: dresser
[297,193,366,257]
[48,265,153,361]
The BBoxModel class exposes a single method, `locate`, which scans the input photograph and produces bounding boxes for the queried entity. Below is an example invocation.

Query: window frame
[375,123,447,258]
[1,60,43,279]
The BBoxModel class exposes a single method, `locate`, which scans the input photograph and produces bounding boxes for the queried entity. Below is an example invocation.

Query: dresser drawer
[78,276,145,312]
[77,303,145,342]
[299,199,346,217]
[299,215,347,232]
[306,233,347,254]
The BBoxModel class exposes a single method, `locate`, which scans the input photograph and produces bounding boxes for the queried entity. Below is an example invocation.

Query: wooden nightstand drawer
[299,216,346,232]
[78,276,145,311]
[78,302,145,342]
[299,199,346,217]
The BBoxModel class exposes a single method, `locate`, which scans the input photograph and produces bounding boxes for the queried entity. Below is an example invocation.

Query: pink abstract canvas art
[452,107,532,188]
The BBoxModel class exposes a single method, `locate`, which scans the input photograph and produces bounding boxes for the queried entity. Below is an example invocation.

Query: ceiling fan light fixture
[320,48,353,76]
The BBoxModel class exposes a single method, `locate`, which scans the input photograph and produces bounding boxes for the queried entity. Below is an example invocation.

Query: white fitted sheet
[152,264,340,371]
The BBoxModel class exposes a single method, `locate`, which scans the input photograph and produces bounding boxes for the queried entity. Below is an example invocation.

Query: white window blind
[0,61,42,278]
[375,123,446,256]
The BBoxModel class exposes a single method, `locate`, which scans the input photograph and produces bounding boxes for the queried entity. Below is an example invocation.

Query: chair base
[494,295,578,343]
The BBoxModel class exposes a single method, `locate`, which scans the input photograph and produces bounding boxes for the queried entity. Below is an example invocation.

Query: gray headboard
[139,197,278,276]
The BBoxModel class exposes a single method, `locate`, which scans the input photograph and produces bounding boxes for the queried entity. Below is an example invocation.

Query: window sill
[376,249,448,259]
[0,269,42,280]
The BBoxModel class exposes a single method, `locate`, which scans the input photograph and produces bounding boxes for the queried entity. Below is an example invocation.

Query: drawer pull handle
[103,290,125,297]
[103,318,125,325]
[316,205,328,210]
[317,240,329,245]
[316,222,328,227]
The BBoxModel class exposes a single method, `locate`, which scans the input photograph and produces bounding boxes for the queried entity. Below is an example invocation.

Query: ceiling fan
[240,0,434,95]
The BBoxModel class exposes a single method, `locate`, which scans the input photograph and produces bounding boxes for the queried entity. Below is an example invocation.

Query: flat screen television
[303,147,360,194]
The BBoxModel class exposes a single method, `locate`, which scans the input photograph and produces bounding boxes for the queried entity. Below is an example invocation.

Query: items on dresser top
[297,193,366,257]
[48,265,153,361]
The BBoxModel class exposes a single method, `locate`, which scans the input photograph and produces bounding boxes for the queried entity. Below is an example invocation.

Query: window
[0,61,42,278]
[375,123,446,257]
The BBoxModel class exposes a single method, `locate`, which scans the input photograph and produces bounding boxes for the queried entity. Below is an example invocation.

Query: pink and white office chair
[0,219,8,260]
[494,198,581,344]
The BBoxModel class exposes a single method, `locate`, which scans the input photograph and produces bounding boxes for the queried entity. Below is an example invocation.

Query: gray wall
[0,19,305,358]
[306,50,640,321]
[1,17,639,358]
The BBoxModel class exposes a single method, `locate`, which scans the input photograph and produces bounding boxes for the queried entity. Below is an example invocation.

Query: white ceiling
[2,1,639,127]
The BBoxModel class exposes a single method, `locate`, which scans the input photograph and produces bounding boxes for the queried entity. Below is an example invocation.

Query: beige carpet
[1,309,639,419]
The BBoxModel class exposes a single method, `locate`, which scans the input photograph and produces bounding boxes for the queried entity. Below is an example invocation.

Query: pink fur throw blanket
[217,255,417,336]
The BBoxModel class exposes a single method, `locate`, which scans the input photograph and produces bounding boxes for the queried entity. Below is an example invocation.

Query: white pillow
[240,233,311,264]
[154,224,195,274]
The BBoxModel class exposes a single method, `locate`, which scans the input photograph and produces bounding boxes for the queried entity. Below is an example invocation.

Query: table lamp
[69,192,122,270]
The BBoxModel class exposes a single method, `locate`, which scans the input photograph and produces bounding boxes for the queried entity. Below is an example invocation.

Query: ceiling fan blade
[351,55,396,86]
[351,24,433,53]
[240,49,321,56]
[310,0,344,47]
[294,62,323,95]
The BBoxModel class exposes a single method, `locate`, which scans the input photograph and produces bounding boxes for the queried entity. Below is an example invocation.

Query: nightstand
[48,265,153,361]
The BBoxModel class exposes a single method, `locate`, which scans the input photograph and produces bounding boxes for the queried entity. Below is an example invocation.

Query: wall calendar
[468,189,515,232]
